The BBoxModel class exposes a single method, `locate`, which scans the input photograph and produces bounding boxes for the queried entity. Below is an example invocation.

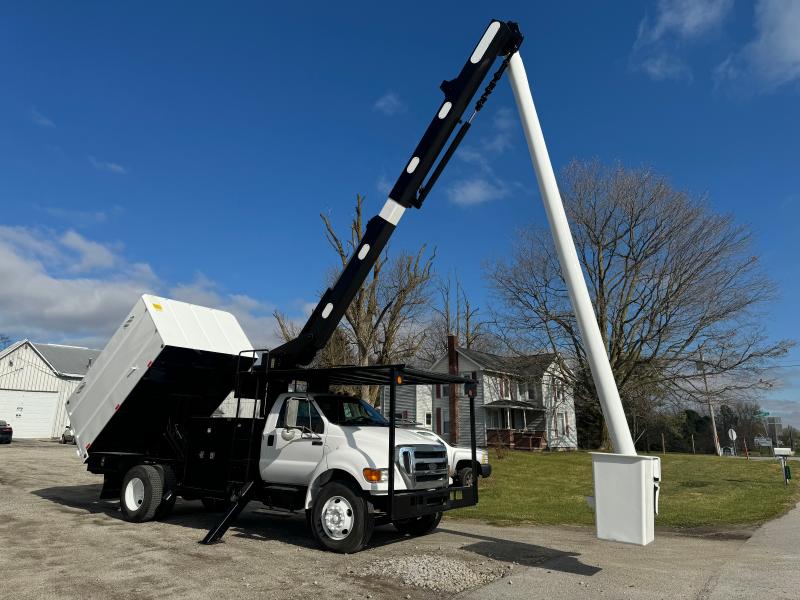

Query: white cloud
[89,156,129,174]
[640,54,693,82]
[373,92,406,116]
[633,0,733,81]
[38,205,125,227]
[447,107,515,206]
[637,0,733,46]
[60,230,119,273]
[715,0,800,92]
[0,226,157,347]
[30,107,55,128]
[445,178,509,207]
[0,226,282,350]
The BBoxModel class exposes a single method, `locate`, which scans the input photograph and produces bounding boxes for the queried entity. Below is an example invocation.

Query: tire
[60,435,65,444]
[458,466,475,488]
[120,465,163,522]
[310,481,373,553]
[201,497,228,512]
[393,511,442,537]
[155,466,177,519]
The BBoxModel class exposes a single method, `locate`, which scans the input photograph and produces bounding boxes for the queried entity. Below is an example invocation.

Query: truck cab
[261,392,448,496]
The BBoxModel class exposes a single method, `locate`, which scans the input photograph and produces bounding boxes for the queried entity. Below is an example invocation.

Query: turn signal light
[363,468,387,483]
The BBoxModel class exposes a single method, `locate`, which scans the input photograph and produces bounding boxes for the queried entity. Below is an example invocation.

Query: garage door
[0,390,59,438]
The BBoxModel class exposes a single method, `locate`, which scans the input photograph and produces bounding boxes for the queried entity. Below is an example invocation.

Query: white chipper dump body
[67,294,252,461]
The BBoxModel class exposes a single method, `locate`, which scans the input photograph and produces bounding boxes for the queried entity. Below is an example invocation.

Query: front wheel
[458,466,475,488]
[393,511,442,537]
[310,481,373,553]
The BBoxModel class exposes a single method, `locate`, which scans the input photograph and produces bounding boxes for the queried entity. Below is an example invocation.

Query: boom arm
[269,20,523,370]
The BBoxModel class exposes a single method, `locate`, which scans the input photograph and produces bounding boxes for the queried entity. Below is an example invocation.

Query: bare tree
[487,160,792,447]
[273,311,354,368]
[320,195,435,403]
[418,273,496,365]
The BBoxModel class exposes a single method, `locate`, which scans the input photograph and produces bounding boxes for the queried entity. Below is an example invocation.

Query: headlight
[363,468,388,483]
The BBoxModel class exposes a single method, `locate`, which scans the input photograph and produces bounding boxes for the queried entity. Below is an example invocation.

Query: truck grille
[398,444,448,490]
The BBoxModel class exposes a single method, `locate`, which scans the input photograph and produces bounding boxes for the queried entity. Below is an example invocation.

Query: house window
[460,372,473,395]
[528,385,536,401]
[558,413,567,436]
[518,383,526,398]
[442,383,450,398]
[435,384,441,398]
[425,412,432,426]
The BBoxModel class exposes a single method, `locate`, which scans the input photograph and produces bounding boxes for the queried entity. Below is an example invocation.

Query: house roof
[0,339,101,378]
[455,347,557,379]
[32,343,101,377]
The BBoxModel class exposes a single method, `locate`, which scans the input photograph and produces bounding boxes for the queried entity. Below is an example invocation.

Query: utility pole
[698,349,721,456]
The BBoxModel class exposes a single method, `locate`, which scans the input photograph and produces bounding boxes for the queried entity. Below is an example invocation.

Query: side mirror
[281,427,298,442]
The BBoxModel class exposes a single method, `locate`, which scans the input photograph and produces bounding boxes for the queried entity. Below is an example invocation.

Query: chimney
[447,335,459,444]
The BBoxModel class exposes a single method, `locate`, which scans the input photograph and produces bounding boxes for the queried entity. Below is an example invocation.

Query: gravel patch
[360,554,507,593]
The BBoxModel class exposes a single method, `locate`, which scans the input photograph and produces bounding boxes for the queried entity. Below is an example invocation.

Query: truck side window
[277,397,324,434]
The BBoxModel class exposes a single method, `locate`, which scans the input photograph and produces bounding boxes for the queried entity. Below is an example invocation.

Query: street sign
[728,428,737,441]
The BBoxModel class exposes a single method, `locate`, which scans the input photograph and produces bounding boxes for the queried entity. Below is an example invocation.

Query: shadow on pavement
[438,527,602,576]
[32,484,410,551]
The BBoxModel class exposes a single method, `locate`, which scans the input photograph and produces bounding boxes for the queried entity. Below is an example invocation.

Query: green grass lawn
[451,451,799,529]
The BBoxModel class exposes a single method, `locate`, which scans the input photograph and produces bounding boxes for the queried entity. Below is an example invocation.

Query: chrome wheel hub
[321,495,354,540]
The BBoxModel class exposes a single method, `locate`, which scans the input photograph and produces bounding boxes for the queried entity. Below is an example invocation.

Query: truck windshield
[314,395,388,427]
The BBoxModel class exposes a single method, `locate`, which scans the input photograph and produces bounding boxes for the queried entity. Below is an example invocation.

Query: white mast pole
[506,52,636,456]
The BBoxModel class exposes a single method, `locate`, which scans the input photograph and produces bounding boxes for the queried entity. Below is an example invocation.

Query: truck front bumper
[480,464,492,478]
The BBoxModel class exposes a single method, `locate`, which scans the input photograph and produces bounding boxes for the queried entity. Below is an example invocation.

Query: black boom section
[268,20,523,370]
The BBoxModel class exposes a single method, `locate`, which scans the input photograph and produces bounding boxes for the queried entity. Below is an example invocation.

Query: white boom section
[507,52,636,456]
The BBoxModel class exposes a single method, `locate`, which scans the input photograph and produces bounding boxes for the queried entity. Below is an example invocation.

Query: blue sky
[1,1,798,424]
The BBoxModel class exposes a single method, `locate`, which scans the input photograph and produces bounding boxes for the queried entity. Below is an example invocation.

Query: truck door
[261,396,326,485]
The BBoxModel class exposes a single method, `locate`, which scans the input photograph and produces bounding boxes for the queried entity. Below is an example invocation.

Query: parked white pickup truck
[406,429,492,487]
[68,296,480,553]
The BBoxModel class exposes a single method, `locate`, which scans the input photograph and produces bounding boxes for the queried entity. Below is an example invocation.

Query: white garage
[0,340,101,439]
[0,390,59,438]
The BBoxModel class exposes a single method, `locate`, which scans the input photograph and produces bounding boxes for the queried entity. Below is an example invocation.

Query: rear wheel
[120,465,163,522]
[393,511,442,537]
[155,466,177,519]
[310,481,372,553]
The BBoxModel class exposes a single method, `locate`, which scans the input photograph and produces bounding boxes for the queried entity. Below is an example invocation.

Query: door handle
[312,440,323,446]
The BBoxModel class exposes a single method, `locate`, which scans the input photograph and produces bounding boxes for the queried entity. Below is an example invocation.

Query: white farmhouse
[0,340,101,438]
[382,344,577,451]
